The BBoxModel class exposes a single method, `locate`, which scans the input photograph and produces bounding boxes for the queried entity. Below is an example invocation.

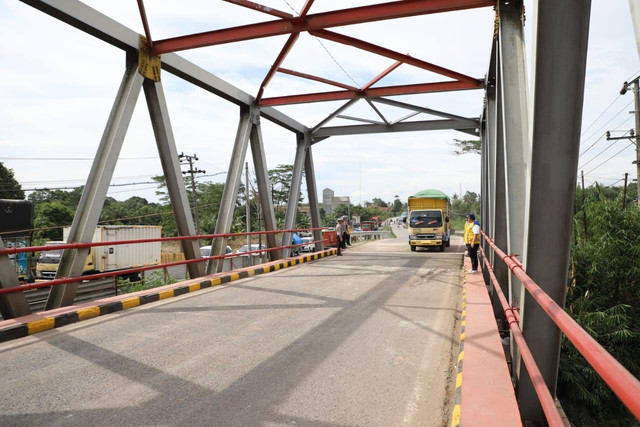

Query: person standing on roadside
[336,217,346,256]
[346,219,352,246]
[464,213,480,273]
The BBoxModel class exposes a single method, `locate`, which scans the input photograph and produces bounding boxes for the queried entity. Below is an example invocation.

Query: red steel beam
[361,60,402,90]
[259,80,480,106]
[277,67,358,91]
[152,0,495,54]
[255,0,314,102]
[311,29,480,85]
[299,0,315,17]
[256,33,300,101]
[223,0,293,19]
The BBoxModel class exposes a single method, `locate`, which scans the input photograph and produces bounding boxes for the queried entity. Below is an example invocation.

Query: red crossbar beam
[152,0,495,54]
[311,29,480,85]
[277,67,358,91]
[479,247,561,426]
[256,33,300,101]
[0,239,324,296]
[0,228,323,256]
[481,231,640,421]
[361,60,402,90]
[223,0,293,19]
[259,80,480,106]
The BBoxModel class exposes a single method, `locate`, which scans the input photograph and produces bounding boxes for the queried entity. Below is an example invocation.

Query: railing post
[46,59,144,310]
[519,1,591,421]
[207,107,253,274]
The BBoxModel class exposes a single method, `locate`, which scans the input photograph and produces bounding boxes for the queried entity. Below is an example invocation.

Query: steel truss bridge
[1,0,640,425]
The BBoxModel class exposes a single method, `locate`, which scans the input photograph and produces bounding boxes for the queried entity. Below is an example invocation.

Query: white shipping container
[63,226,161,272]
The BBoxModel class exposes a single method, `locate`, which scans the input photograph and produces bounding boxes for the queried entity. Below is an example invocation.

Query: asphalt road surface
[0,226,464,426]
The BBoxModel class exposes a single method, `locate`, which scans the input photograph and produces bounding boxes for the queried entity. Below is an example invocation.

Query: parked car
[200,245,232,257]
[301,237,316,252]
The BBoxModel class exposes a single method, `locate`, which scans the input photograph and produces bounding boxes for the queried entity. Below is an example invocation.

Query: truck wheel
[439,244,445,252]
[410,245,416,252]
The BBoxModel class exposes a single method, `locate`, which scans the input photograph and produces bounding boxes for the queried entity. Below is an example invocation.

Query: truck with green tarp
[406,189,451,252]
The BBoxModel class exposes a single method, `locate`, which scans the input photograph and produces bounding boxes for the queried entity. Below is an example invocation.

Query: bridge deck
[0,229,464,426]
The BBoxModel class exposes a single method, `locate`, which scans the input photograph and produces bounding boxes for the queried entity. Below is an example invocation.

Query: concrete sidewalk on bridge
[453,256,521,426]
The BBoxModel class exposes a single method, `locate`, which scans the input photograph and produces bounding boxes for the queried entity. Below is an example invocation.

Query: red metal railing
[478,246,562,426]
[480,230,640,422]
[0,228,325,295]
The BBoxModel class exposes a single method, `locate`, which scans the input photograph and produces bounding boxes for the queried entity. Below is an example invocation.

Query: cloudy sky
[1,1,638,206]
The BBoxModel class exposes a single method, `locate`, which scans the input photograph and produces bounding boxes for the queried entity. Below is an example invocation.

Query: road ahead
[1,227,464,426]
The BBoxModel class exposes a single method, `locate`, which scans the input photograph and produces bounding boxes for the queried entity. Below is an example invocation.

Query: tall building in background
[322,188,350,214]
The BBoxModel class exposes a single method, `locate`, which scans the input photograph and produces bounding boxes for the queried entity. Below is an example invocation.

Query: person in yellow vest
[346,219,352,246]
[464,213,480,273]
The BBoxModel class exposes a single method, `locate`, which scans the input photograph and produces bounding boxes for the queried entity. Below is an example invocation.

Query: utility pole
[610,78,640,206]
[623,173,629,211]
[178,153,205,236]
[245,162,251,262]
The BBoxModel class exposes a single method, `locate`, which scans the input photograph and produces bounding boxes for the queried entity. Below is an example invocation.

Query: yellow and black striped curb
[451,266,468,427]
[0,248,338,343]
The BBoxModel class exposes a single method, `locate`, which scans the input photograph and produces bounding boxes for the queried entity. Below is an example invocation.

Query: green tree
[558,195,640,425]
[0,163,24,200]
[33,201,74,242]
[371,197,388,207]
[392,197,403,215]
[334,203,350,218]
[450,139,481,155]
[269,164,303,208]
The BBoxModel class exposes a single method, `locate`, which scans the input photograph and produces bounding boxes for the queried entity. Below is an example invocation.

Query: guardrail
[0,228,324,297]
[350,230,392,242]
[480,230,640,423]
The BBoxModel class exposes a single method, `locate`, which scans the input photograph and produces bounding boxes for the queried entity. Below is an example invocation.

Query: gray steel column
[206,107,253,274]
[281,134,308,257]
[493,58,510,300]
[249,118,279,261]
[46,62,143,309]
[304,140,324,251]
[498,0,531,312]
[144,79,203,279]
[519,1,591,421]
[0,238,31,318]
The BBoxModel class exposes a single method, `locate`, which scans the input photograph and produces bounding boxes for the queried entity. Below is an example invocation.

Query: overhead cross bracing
[135,0,488,138]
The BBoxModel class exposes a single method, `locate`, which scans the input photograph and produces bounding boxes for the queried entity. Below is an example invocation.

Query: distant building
[322,188,350,214]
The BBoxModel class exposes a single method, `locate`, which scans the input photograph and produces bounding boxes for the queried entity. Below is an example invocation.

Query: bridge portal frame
[481,0,592,422]
[1,0,598,424]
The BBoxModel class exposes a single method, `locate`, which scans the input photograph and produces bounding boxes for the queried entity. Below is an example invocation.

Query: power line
[584,142,635,175]
[625,67,640,82]
[579,100,634,157]
[580,95,621,137]
[0,156,158,161]
[280,0,360,87]
[579,115,633,163]
[0,172,226,193]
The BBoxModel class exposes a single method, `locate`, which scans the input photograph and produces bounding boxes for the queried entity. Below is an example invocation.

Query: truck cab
[35,242,95,280]
[407,189,451,252]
